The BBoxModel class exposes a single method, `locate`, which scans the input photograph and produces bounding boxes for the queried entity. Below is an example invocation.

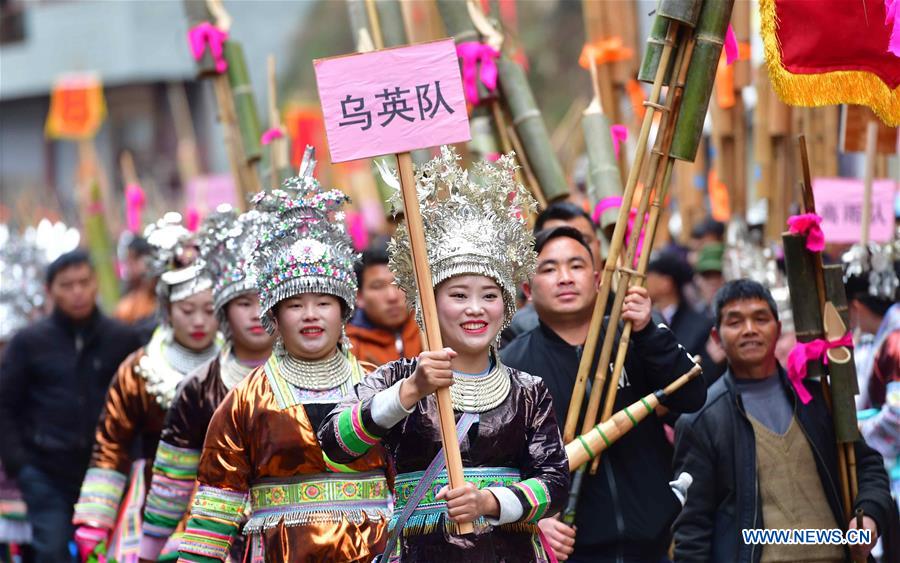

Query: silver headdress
[0,225,49,341]
[841,231,899,301]
[144,212,211,309]
[385,146,537,329]
[250,146,358,334]
[198,204,273,314]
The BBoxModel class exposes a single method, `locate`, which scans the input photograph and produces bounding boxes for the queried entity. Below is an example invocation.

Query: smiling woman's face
[435,275,505,359]
[273,293,343,361]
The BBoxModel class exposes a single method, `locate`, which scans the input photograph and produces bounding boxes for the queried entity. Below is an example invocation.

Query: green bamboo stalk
[224,41,262,165]
[669,0,734,161]
[497,57,569,201]
[824,264,861,395]
[182,0,217,78]
[638,10,676,85]
[782,233,825,379]
[84,182,120,311]
[827,353,862,443]
[658,0,704,26]
[582,109,622,236]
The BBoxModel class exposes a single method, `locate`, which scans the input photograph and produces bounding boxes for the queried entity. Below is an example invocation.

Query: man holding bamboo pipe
[672,280,892,563]
[502,227,705,562]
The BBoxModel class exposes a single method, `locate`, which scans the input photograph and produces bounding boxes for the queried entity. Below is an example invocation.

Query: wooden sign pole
[396,151,472,535]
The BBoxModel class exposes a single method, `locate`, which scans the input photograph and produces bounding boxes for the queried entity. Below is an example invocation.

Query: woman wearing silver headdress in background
[138,207,274,562]
[72,214,220,563]
[177,149,390,563]
[319,147,569,562]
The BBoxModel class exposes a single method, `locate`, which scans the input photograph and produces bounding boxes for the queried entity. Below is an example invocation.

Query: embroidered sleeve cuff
[484,486,523,526]
[371,380,415,429]
[334,401,383,458]
[72,467,128,529]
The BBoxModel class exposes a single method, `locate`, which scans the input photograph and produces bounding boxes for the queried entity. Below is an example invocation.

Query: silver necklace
[219,345,257,391]
[449,360,511,413]
[278,350,351,390]
[164,338,218,376]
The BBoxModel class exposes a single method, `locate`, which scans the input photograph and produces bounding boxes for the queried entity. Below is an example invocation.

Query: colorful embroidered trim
[322,451,360,474]
[244,471,390,533]
[107,460,146,561]
[143,442,201,538]
[335,402,379,457]
[179,515,237,561]
[390,467,533,537]
[73,467,128,529]
[511,478,552,524]
[189,486,247,524]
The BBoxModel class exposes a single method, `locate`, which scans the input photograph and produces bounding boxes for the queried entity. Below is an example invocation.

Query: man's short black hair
[355,245,390,289]
[713,279,780,329]
[127,236,153,256]
[46,249,93,286]
[533,226,593,261]
[534,201,594,234]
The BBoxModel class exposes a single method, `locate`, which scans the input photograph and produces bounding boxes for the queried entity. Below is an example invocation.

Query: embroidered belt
[390,466,530,537]
[243,471,390,533]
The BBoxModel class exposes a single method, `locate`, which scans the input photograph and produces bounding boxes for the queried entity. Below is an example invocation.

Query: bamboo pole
[861,121,878,246]
[266,54,290,189]
[566,363,702,470]
[561,22,681,444]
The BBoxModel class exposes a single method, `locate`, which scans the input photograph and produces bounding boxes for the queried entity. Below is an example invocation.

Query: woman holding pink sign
[319,148,569,562]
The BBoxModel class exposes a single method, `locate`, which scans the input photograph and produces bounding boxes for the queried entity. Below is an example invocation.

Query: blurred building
[0,0,310,228]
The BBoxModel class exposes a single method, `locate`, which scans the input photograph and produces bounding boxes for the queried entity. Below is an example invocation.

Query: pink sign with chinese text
[314,39,471,163]
[812,177,897,243]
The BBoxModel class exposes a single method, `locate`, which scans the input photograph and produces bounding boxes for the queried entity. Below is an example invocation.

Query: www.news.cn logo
[742,528,871,545]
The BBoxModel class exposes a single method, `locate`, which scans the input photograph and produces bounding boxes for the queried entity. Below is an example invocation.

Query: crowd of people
[0,146,897,563]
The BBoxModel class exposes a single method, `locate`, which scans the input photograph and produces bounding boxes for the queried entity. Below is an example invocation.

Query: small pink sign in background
[812,177,897,243]
[314,39,471,163]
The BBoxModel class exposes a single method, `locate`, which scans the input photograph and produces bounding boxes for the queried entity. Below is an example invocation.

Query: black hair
[354,245,390,289]
[845,274,895,318]
[713,279,780,329]
[647,251,694,290]
[127,236,153,256]
[45,249,93,286]
[533,226,593,261]
[533,201,594,234]
[690,216,726,240]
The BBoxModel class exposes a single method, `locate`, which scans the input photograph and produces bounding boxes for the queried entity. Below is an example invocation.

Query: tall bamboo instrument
[782,136,860,523]
[561,0,733,520]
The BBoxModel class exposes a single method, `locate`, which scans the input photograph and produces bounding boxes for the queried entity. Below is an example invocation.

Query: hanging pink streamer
[887,0,900,57]
[186,22,229,74]
[260,127,284,146]
[345,210,369,251]
[787,213,825,252]
[456,42,500,106]
[592,196,647,266]
[185,207,201,232]
[610,124,628,159]
[786,332,853,404]
[724,24,739,66]
[125,184,145,234]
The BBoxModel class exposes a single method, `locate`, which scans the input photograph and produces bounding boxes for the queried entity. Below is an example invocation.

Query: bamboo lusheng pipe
[782,234,826,378]
[669,0,734,162]
[224,41,262,165]
[582,108,623,238]
[567,363,703,470]
[561,21,682,444]
[793,135,854,521]
[637,0,703,85]
[582,34,696,476]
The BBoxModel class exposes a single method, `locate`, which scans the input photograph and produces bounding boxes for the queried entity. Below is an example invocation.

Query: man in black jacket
[0,250,142,563]
[673,279,894,563]
[502,227,705,562]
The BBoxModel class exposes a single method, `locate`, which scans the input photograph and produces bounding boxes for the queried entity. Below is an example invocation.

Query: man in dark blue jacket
[502,227,705,562]
[0,251,142,563]
[673,279,894,563]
